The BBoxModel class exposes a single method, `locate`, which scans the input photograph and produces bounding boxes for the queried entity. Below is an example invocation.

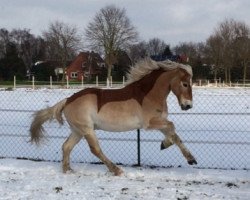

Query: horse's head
[170,68,193,111]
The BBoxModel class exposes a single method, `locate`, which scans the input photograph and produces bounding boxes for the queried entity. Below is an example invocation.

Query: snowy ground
[0,158,249,200]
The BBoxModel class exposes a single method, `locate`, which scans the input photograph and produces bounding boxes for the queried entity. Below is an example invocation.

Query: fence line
[7,76,250,90]
[0,87,249,170]
[11,75,127,90]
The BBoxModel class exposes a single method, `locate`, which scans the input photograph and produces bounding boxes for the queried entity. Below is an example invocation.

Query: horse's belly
[93,100,143,131]
[95,114,142,132]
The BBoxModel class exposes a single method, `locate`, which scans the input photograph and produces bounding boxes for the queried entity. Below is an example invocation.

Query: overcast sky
[1,0,249,46]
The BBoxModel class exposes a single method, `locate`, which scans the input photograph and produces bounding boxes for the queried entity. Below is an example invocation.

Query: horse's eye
[182,82,188,87]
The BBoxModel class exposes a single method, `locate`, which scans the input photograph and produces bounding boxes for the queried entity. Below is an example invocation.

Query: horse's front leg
[148,117,197,165]
[161,128,197,165]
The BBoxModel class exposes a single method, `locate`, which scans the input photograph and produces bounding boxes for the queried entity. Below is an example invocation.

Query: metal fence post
[137,129,141,166]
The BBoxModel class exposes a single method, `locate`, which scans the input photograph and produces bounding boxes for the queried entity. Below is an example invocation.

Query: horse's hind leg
[84,131,123,176]
[62,132,82,173]
[161,121,197,165]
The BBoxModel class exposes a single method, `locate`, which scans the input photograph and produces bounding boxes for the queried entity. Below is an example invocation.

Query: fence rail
[2,75,250,90]
[0,86,249,170]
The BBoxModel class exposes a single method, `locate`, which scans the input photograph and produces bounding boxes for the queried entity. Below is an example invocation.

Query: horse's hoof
[114,168,124,176]
[161,140,174,150]
[63,168,75,174]
[160,142,166,150]
[188,159,197,165]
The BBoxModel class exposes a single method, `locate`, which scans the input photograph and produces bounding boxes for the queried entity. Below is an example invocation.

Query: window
[71,72,78,79]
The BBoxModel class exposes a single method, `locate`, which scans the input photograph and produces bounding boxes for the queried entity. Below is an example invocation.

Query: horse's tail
[30,99,67,144]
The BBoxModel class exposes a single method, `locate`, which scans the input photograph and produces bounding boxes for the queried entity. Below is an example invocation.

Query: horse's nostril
[186,105,191,109]
[181,104,192,110]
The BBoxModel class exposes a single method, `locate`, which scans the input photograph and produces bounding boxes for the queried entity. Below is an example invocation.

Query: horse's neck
[128,69,173,105]
[144,69,176,103]
[131,69,165,96]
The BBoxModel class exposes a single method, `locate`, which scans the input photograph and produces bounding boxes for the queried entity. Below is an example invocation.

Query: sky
[0,0,250,47]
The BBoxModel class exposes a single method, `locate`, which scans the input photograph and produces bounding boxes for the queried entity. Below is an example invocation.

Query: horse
[30,58,197,176]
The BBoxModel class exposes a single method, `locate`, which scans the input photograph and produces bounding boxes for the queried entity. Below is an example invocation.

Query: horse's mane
[126,58,193,84]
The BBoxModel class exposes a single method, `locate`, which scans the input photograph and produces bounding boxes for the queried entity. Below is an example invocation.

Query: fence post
[13,76,16,90]
[96,76,98,87]
[81,76,84,88]
[137,129,141,166]
[50,76,52,89]
[32,76,35,90]
[107,78,109,88]
[66,75,69,89]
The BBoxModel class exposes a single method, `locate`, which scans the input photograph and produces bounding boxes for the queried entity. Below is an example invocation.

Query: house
[66,51,105,81]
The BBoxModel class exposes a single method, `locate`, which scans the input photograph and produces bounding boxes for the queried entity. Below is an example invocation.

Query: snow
[0,158,249,200]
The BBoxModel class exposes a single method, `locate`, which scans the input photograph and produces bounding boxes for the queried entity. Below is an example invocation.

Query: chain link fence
[0,86,249,170]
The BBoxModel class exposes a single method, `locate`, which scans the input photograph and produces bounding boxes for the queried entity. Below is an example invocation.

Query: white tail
[30,99,66,144]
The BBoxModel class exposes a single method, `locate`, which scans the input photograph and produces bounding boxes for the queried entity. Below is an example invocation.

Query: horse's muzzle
[181,104,192,110]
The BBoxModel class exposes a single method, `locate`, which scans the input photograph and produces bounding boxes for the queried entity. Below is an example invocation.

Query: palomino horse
[30,58,197,176]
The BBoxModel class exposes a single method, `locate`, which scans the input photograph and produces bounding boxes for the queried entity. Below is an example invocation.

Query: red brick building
[66,51,105,81]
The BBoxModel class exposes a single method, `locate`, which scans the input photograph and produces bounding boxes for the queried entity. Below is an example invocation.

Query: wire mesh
[0,87,249,170]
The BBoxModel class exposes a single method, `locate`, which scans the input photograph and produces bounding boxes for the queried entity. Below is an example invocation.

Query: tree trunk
[62,63,66,82]
[224,67,228,83]
[214,69,217,81]
[106,52,115,86]
[228,67,231,84]
[107,64,112,81]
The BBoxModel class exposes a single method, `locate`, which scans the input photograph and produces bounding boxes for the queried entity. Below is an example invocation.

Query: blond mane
[126,58,193,84]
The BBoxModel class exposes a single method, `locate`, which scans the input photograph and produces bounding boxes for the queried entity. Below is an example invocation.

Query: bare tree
[147,38,167,56]
[216,19,237,82]
[43,21,82,80]
[10,29,39,70]
[207,19,250,83]
[128,41,148,64]
[85,5,138,81]
[173,42,198,64]
[0,28,10,58]
[205,33,224,80]
[233,21,250,84]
